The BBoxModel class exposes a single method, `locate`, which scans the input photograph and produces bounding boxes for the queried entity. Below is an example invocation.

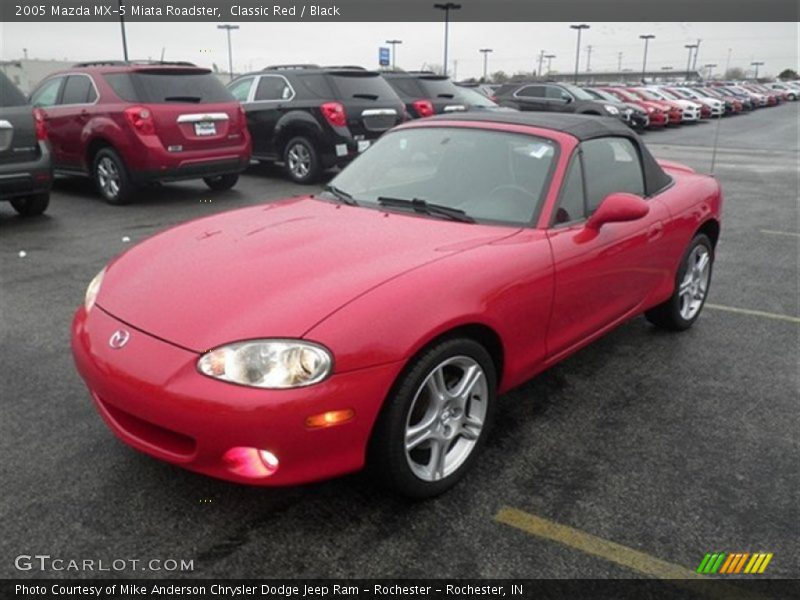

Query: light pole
[537,50,546,79]
[117,0,129,61]
[751,61,764,80]
[639,34,655,82]
[217,24,239,81]
[617,52,622,72]
[479,48,493,82]
[545,54,556,76]
[704,63,717,80]
[585,45,593,72]
[433,3,461,77]
[385,39,402,70]
[692,38,702,71]
[570,24,590,83]
[684,44,698,79]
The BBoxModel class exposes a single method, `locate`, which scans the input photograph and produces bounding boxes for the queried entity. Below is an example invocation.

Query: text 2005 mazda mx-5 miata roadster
[72,113,722,497]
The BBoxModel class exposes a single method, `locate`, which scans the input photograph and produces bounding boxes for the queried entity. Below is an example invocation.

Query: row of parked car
[1,59,797,214]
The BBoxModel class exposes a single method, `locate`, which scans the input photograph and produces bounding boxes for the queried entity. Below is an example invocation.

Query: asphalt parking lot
[1,104,798,580]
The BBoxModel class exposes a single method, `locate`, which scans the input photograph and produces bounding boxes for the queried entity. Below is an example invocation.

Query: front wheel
[646,233,714,331]
[283,136,321,184]
[10,192,50,216]
[203,173,239,191]
[369,338,497,498]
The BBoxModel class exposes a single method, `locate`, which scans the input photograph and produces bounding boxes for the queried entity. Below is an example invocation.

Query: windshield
[326,127,557,225]
[561,84,595,101]
[585,88,619,103]
[657,89,680,100]
[456,87,498,107]
[633,89,660,101]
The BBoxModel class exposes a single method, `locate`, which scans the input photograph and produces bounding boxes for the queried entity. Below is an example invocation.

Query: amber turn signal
[305,409,355,429]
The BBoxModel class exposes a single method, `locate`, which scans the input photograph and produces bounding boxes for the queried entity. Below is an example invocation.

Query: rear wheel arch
[85,137,115,171]
[274,115,324,155]
[697,218,721,248]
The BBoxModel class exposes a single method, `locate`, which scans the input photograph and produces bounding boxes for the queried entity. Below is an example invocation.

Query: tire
[369,337,497,498]
[10,192,50,217]
[92,147,134,205]
[283,136,321,184]
[203,173,239,191]
[646,233,714,331]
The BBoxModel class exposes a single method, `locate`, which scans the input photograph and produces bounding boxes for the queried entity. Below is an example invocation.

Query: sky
[1,21,797,79]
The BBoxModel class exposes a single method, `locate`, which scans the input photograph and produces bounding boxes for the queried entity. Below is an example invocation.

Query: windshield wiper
[377,196,474,223]
[323,184,359,205]
[164,96,202,103]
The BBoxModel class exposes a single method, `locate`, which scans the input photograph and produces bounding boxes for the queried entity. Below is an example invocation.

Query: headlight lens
[84,268,105,312]
[197,340,333,389]
[604,105,619,115]
[646,106,655,113]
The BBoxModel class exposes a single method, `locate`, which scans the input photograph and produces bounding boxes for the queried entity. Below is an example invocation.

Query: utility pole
[585,45,592,72]
[479,48,493,82]
[217,24,239,81]
[570,24,590,84]
[433,3,461,77]
[118,0,129,61]
[639,34,655,82]
[385,39,402,70]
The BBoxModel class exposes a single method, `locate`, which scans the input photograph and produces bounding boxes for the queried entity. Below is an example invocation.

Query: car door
[545,137,670,359]
[245,75,294,157]
[42,74,98,169]
[543,85,575,113]
[30,76,67,166]
[512,85,548,111]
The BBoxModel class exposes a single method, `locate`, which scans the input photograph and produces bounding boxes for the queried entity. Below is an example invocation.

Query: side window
[228,77,254,102]
[31,77,64,107]
[61,75,94,105]
[255,76,292,101]
[545,86,571,101]
[516,85,544,98]
[553,153,586,225]
[581,137,645,214]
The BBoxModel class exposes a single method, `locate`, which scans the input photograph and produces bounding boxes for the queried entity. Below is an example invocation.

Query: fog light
[223,446,279,478]
[305,409,355,429]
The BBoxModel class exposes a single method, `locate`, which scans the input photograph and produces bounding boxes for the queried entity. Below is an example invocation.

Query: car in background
[767,82,798,100]
[716,84,763,108]
[639,87,701,122]
[229,65,404,183]
[742,83,782,105]
[71,112,723,497]
[493,82,627,122]
[668,87,724,118]
[693,87,744,113]
[624,88,683,125]
[0,71,52,216]
[454,82,498,101]
[383,71,468,119]
[600,87,669,127]
[453,85,512,112]
[582,87,649,130]
[29,61,250,205]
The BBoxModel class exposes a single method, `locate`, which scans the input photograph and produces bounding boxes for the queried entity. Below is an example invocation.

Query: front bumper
[71,306,403,486]
[0,141,52,200]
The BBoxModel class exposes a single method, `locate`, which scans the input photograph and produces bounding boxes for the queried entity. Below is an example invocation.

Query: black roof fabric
[426,112,672,196]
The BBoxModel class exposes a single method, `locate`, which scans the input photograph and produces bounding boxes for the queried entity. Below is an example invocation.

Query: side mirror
[586,192,649,230]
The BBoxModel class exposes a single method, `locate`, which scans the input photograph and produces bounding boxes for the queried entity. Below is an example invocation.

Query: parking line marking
[494,508,770,600]
[495,507,702,579]
[705,304,800,324]
[761,229,800,238]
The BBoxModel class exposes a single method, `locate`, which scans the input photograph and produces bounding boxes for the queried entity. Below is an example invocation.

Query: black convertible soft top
[427,112,673,196]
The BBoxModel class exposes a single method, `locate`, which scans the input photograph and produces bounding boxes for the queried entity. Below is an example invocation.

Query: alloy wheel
[97,157,121,199]
[678,245,711,320]
[287,143,311,179]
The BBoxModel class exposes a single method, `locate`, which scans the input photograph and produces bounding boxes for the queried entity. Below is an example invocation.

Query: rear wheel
[646,233,713,331]
[283,136,321,184]
[369,338,496,498]
[93,148,133,205]
[203,173,239,191]
[10,192,50,217]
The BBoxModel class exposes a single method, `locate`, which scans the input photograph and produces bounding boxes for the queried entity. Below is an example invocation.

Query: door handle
[647,222,664,240]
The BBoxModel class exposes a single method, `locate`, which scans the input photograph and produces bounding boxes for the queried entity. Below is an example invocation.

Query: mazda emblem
[109,329,130,349]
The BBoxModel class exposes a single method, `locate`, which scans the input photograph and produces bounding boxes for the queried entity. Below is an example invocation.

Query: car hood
[97,196,516,352]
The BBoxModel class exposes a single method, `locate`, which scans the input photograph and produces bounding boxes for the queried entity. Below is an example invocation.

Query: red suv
[29,61,251,204]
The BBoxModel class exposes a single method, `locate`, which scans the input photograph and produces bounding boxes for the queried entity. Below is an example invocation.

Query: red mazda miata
[72,113,722,497]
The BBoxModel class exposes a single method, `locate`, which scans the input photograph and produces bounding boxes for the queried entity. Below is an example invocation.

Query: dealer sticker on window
[358,140,371,152]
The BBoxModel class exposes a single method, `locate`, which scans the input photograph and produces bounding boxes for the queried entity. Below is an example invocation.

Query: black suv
[229,65,405,183]
[0,71,52,216]
[383,72,468,118]
[494,82,626,121]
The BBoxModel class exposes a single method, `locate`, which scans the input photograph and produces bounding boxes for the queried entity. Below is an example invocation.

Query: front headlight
[646,106,655,113]
[604,105,619,115]
[84,268,105,312]
[197,340,333,389]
